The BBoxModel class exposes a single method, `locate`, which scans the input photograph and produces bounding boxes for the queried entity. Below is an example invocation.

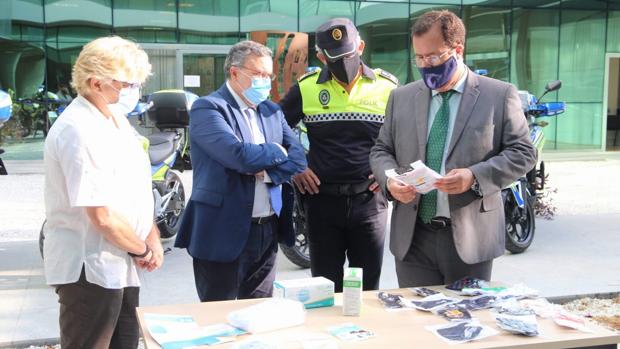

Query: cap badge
[332,28,342,41]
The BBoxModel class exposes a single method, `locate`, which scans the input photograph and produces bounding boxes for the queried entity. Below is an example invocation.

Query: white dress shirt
[226,82,279,218]
[43,95,153,289]
[427,67,468,218]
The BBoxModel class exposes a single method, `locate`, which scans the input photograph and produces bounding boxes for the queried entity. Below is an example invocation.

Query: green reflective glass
[10,0,44,41]
[179,0,239,44]
[299,0,355,33]
[356,2,409,84]
[240,0,298,32]
[463,6,511,82]
[608,11,620,52]
[114,0,176,43]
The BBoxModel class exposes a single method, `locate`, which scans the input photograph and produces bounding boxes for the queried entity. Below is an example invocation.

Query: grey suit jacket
[369,69,536,264]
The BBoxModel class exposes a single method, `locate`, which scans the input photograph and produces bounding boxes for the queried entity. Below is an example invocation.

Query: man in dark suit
[370,11,536,287]
[175,41,306,302]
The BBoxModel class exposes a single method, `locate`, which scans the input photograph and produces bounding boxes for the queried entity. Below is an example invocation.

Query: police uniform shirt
[280,63,397,184]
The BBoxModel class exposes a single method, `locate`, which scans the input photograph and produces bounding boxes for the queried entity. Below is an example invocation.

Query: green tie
[418,90,455,223]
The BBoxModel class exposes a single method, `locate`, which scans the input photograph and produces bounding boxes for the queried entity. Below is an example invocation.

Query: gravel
[563,296,620,332]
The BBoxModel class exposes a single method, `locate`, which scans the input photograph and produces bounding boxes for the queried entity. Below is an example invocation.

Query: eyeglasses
[112,79,141,89]
[236,66,276,81]
[414,49,453,67]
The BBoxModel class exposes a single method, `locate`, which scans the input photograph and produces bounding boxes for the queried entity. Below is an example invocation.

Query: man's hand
[292,168,321,194]
[368,174,380,193]
[145,234,164,271]
[434,168,475,194]
[387,177,417,203]
[255,171,265,180]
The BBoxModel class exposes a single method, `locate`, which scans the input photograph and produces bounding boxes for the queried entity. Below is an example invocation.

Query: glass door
[180,53,227,97]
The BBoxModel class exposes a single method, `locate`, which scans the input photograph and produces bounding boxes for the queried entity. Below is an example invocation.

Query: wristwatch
[471,177,483,197]
[129,244,151,258]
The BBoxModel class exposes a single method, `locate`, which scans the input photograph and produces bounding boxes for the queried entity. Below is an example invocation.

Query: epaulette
[298,68,320,82]
[376,69,399,85]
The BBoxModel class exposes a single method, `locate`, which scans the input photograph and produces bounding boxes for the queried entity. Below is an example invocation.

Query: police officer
[279,18,398,292]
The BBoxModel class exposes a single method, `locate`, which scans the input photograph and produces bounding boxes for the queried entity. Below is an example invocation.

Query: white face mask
[100,82,141,116]
[113,86,141,115]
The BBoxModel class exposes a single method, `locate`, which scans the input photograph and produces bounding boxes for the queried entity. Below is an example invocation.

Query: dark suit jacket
[370,69,536,264]
[175,84,306,262]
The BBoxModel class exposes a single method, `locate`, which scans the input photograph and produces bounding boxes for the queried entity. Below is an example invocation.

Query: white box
[273,277,334,309]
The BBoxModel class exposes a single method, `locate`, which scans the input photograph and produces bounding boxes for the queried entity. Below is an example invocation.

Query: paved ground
[1,155,620,347]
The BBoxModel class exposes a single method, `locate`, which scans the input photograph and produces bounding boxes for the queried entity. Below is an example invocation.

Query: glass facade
[2,0,620,151]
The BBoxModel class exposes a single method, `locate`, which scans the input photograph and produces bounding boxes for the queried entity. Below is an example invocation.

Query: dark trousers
[192,219,278,302]
[306,191,387,292]
[55,267,139,349]
[395,219,493,288]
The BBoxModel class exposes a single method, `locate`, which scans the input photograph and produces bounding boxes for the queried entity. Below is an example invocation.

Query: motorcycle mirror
[545,80,562,92]
[538,80,562,102]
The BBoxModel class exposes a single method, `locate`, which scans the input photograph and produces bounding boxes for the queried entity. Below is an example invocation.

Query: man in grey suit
[370,10,536,287]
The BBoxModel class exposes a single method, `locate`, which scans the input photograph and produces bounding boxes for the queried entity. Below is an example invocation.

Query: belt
[422,216,451,229]
[319,180,372,196]
[251,214,276,225]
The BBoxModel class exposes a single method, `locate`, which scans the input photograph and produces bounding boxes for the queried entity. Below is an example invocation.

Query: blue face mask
[418,55,458,90]
[242,76,272,105]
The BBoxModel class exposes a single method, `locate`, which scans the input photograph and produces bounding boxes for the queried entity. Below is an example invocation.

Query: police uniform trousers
[306,186,387,292]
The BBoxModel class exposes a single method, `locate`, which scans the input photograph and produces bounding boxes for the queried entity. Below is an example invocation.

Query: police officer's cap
[315,18,359,62]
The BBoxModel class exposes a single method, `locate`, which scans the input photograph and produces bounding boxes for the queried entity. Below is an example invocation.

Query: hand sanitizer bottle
[342,267,363,316]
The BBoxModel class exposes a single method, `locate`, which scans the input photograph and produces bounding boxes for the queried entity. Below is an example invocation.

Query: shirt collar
[316,61,376,84]
[226,80,251,111]
[431,66,468,97]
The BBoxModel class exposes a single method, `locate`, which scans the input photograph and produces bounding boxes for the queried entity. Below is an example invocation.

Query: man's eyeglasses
[414,49,453,67]
[236,66,276,81]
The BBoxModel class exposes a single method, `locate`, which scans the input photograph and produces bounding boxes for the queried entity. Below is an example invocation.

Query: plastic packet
[493,297,536,316]
[227,298,305,333]
[432,303,472,321]
[461,286,507,296]
[327,323,375,342]
[495,313,539,336]
[520,298,559,318]
[407,293,459,311]
[410,287,439,297]
[456,295,496,311]
[496,283,539,299]
[377,292,406,310]
[426,320,498,344]
[552,311,593,333]
[445,277,489,292]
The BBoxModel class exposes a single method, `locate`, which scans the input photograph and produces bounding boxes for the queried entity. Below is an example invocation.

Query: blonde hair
[71,36,152,95]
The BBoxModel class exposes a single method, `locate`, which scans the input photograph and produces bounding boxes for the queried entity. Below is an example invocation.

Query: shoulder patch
[376,69,399,85]
[298,69,320,82]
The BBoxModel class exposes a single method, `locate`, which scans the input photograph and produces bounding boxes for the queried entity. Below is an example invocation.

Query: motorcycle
[0,89,13,175]
[503,80,565,253]
[39,90,196,257]
[137,89,196,239]
[279,124,311,268]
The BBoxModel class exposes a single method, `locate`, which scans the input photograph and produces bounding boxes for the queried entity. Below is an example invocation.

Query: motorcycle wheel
[504,190,536,254]
[39,220,46,259]
[156,170,185,240]
[279,195,311,268]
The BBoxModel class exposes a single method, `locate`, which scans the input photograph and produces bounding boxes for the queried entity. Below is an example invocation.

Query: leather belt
[251,214,276,225]
[426,216,451,229]
[319,180,372,196]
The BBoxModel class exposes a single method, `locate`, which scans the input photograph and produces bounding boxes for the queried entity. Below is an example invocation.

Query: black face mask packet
[377,292,404,309]
[446,277,489,291]
[457,295,496,311]
[411,298,457,311]
[434,304,472,321]
[436,322,483,342]
[411,287,439,297]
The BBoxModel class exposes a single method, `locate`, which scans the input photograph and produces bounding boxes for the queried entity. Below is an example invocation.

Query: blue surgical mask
[242,76,271,105]
[418,55,458,90]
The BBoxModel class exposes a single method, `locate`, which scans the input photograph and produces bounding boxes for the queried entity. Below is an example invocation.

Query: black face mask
[326,53,361,84]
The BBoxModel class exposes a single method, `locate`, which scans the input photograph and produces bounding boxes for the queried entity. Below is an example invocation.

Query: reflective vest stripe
[303,112,385,124]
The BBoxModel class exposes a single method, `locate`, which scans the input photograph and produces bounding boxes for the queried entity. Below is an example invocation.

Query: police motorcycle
[137,90,195,239]
[0,90,13,175]
[279,123,311,268]
[39,90,195,258]
[16,87,67,137]
[503,80,565,253]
